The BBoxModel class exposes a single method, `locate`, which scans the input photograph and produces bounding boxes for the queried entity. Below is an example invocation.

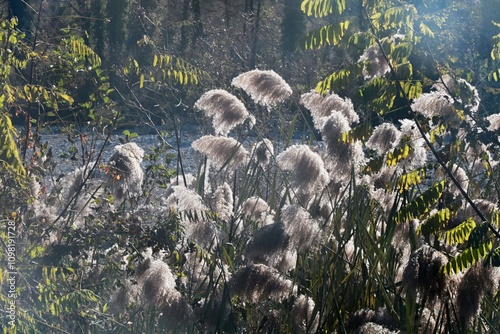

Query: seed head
[194,89,250,136]
[231,69,292,107]
[277,144,329,196]
[300,90,359,130]
[192,135,249,169]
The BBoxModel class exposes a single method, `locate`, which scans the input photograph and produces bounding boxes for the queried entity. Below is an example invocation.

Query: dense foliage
[1,0,500,333]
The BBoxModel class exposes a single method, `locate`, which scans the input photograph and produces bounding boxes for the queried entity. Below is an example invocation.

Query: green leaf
[442,242,492,274]
[440,218,476,246]
[0,110,26,178]
[301,0,346,18]
[301,21,350,50]
[392,180,445,224]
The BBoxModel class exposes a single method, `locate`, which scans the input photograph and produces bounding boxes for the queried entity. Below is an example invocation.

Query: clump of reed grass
[398,119,427,169]
[320,113,366,180]
[291,294,319,334]
[231,69,292,107]
[366,123,401,155]
[456,263,500,325]
[402,245,453,303]
[276,144,329,199]
[111,254,194,331]
[194,89,251,136]
[238,196,274,228]
[243,222,292,271]
[229,263,295,303]
[411,92,456,121]
[300,90,359,129]
[433,74,480,114]
[192,135,249,169]
[358,44,391,80]
[251,138,274,168]
[345,308,393,332]
[107,142,145,200]
[487,113,500,131]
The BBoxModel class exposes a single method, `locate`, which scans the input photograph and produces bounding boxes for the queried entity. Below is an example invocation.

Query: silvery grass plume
[456,263,500,325]
[487,113,500,131]
[291,295,319,334]
[243,222,294,272]
[433,74,481,115]
[107,142,144,201]
[251,138,274,168]
[194,89,251,136]
[358,44,391,80]
[45,165,100,228]
[229,263,295,303]
[320,113,366,180]
[182,252,228,296]
[210,182,233,222]
[243,205,320,272]
[163,185,208,213]
[391,219,421,282]
[276,144,329,200]
[411,92,457,122]
[231,69,292,108]
[238,196,274,228]
[281,205,321,252]
[361,166,400,215]
[402,245,459,304]
[136,256,194,330]
[300,90,359,130]
[192,135,249,170]
[345,308,394,334]
[398,119,427,170]
[111,253,194,330]
[366,123,402,156]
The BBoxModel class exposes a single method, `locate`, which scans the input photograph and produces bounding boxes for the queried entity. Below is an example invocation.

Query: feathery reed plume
[281,205,321,252]
[211,182,233,222]
[487,113,500,131]
[366,123,402,155]
[229,263,295,303]
[192,135,249,169]
[354,323,399,334]
[456,263,500,325]
[46,165,99,227]
[131,256,194,329]
[300,90,359,129]
[251,138,274,168]
[346,308,393,333]
[398,119,427,169]
[358,44,390,80]
[276,144,329,196]
[402,245,451,302]
[164,185,207,213]
[194,89,250,136]
[321,113,366,179]
[182,252,226,296]
[107,142,144,200]
[243,222,290,270]
[433,74,480,114]
[239,196,273,226]
[291,295,319,334]
[231,69,292,107]
[411,92,456,121]
[189,220,221,251]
